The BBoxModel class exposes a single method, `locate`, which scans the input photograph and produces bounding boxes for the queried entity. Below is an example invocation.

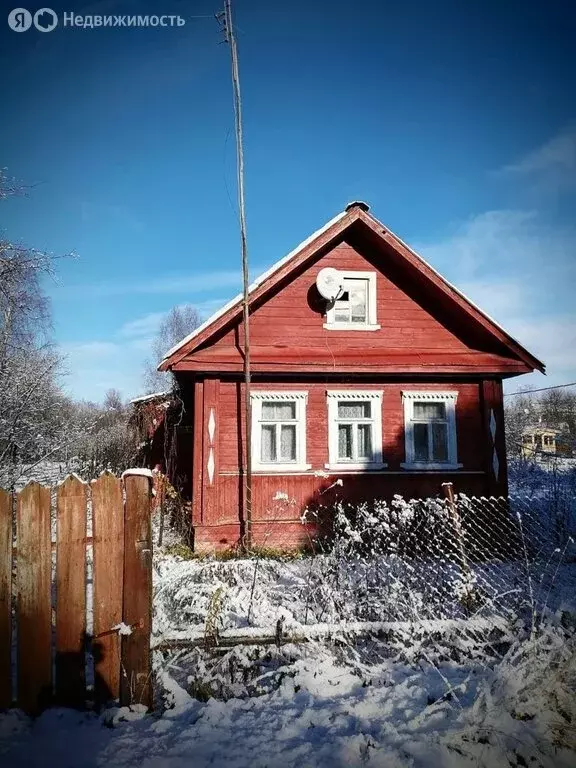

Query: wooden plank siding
[92,472,124,705]
[55,476,87,707]
[192,379,494,550]
[217,381,484,474]
[165,212,540,550]
[16,483,52,714]
[0,489,11,709]
[121,474,153,710]
[173,240,528,375]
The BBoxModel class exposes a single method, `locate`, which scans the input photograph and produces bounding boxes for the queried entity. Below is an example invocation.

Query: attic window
[324,271,380,331]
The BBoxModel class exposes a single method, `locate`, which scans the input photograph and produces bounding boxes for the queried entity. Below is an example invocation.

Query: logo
[7,7,58,32]
[8,8,32,31]
[34,8,57,31]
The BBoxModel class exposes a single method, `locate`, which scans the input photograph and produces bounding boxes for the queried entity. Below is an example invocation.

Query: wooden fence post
[92,473,124,706]
[17,483,52,714]
[0,489,11,709]
[121,473,152,710]
[442,482,471,575]
[55,476,87,708]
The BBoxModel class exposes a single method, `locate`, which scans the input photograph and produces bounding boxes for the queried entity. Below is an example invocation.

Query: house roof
[130,391,171,405]
[159,203,545,374]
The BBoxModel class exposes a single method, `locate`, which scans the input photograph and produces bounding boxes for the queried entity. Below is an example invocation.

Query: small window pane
[338,424,353,459]
[280,424,296,461]
[431,422,448,462]
[413,423,429,462]
[349,284,367,322]
[357,424,373,459]
[413,401,446,420]
[334,301,350,323]
[261,401,296,420]
[261,424,276,462]
[338,401,371,419]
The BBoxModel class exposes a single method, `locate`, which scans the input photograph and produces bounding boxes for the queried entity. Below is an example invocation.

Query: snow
[111,622,133,636]
[1,479,574,767]
[121,468,154,480]
[130,392,170,404]
[1,630,574,768]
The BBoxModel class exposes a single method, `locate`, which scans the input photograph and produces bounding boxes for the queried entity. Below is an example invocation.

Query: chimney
[345,200,370,212]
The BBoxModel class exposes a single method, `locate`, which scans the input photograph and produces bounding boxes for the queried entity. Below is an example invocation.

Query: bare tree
[0,171,74,484]
[504,391,536,461]
[143,305,200,393]
[69,388,137,477]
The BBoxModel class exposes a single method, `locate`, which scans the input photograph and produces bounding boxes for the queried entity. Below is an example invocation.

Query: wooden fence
[0,471,152,715]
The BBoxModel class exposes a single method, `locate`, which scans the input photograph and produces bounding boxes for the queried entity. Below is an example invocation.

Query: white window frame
[326,390,386,470]
[323,271,380,331]
[401,391,462,470]
[250,391,311,473]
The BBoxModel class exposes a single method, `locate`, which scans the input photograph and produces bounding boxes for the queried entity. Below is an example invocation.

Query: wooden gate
[0,471,152,715]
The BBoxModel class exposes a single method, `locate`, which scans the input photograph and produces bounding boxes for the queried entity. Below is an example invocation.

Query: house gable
[160,205,544,376]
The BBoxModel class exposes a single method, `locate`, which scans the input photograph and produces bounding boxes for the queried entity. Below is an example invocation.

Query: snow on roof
[159,208,349,367]
[159,203,544,371]
[130,391,170,405]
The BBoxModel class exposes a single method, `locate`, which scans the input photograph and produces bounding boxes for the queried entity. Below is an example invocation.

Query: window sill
[400,462,463,471]
[323,323,381,332]
[325,462,387,471]
[252,463,312,474]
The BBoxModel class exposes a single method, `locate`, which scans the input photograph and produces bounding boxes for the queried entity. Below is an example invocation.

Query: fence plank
[121,474,152,709]
[92,473,123,706]
[0,489,12,709]
[55,476,87,707]
[17,483,52,714]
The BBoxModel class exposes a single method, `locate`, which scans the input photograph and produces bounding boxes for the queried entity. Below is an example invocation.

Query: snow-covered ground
[1,627,574,768]
[1,484,574,768]
[2,545,575,767]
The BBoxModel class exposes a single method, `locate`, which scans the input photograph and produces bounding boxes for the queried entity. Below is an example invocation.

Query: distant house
[521,425,560,458]
[156,202,544,550]
[521,423,574,460]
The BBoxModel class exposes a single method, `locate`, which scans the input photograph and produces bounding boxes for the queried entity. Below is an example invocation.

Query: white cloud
[415,210,576,386]
[119,298,230,340]
[119,311,166,339]
[59,339,149,402]
[502,128,576,177]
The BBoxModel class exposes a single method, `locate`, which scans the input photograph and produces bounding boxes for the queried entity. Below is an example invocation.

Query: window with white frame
[250,392,310,472]
[324,271,379,330]
[326,391,385,469]
[401,392,461,470]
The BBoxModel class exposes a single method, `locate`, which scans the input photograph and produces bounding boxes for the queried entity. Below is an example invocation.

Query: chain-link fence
[153,489,576,649]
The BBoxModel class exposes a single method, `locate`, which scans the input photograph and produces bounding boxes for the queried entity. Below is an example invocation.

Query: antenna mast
[219,0,252,549]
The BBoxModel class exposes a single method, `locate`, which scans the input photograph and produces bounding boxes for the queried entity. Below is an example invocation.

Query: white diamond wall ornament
[207,447,215,485]
[208,409,216,444]
[489,410,497,442]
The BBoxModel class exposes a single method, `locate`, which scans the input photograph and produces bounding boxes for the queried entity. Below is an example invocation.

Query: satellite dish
[316,267,344,302]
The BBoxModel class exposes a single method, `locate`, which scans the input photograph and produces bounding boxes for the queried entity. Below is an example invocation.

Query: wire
[504,382,576,397]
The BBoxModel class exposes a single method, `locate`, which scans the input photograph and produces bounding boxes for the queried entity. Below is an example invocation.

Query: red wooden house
[159,202,544,550]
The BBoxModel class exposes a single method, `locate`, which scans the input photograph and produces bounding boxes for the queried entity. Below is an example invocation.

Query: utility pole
[219,0,252,549]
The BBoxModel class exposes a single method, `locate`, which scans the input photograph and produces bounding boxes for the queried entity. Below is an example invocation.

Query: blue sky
[1,0,575,401]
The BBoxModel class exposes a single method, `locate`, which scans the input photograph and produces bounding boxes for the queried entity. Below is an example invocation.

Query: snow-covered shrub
[445,622,576,765]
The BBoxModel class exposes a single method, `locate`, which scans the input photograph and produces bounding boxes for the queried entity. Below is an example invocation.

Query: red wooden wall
[190,377,508,550]
[178,240,526,374]
[174,230,520,550]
